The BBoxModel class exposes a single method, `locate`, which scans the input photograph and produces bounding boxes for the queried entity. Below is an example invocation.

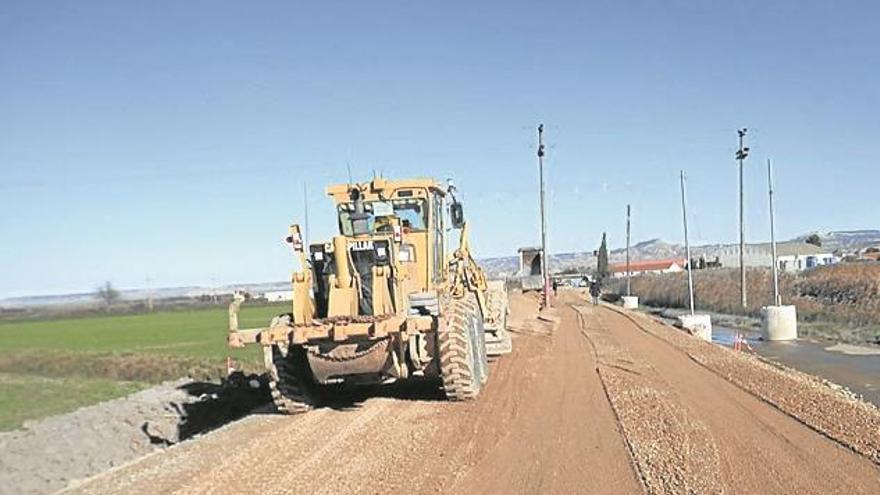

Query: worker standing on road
[552,279,559,297]
[589,279,601,306]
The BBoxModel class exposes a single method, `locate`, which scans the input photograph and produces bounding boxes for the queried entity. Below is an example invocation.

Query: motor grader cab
[228,177,511,413]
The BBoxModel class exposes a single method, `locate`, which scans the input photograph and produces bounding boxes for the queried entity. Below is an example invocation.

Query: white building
[715,242,836,272]
[263,290,293,302]
[776,249,836,273]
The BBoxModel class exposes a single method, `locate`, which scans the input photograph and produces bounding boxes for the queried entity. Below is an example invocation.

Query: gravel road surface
[60,292,880,494]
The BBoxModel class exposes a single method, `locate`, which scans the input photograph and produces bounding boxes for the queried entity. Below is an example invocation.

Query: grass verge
[0,302,285,430]
[0,373,147,431]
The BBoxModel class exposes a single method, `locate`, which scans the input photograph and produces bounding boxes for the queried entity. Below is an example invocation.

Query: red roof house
[609,259,686,278]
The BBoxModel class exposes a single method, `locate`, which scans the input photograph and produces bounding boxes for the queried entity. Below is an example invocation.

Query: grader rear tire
[462,295,489,385]
[438,294,485,400]
[265,344,315,414]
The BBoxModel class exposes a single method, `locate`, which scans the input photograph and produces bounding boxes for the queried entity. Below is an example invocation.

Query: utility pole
[626,204,632,297]
[537,124,550,308]
[680,171,695,316]
[736,128,750,309]
[768,159,780,306]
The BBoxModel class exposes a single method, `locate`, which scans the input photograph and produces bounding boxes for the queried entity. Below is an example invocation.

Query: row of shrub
[608,264,880,327]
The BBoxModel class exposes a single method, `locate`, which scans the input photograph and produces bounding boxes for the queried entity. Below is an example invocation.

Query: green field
[0,303,287,431]
[0,373,146,431]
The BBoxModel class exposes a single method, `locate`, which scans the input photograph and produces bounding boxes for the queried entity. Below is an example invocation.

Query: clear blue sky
[1,1,878,298]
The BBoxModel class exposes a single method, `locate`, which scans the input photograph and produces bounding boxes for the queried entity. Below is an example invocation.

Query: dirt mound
[0,374,269,495]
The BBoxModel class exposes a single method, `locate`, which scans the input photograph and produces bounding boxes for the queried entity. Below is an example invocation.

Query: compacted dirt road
[64,292,880,495]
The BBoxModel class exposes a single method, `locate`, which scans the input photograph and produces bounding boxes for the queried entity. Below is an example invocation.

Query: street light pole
[680,171,695,316]
[538,124,550,308]
[626,204,631,297]
[768,159,780,306]
[736,128,750,309]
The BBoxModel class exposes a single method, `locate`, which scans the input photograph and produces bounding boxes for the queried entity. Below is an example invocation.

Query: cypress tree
[598,232,609,280]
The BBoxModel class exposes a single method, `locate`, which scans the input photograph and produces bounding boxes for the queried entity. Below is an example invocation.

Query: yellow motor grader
[228,177,511,413]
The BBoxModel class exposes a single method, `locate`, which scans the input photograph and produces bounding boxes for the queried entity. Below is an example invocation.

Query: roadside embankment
[619,303,880,408]
[609,305,880,466]
[0,374,269,495]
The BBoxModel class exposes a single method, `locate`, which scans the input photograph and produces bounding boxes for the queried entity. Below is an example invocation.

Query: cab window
[337,199,427,235]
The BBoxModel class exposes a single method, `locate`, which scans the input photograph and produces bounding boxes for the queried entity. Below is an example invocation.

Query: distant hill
[480,238,685,279]
[792,230,880,252]
[0,281,290,309]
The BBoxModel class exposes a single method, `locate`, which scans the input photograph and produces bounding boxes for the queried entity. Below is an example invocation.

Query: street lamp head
[446,178,457,195]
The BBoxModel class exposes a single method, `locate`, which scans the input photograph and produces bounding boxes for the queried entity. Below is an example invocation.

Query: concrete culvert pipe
[762,305,798,341]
